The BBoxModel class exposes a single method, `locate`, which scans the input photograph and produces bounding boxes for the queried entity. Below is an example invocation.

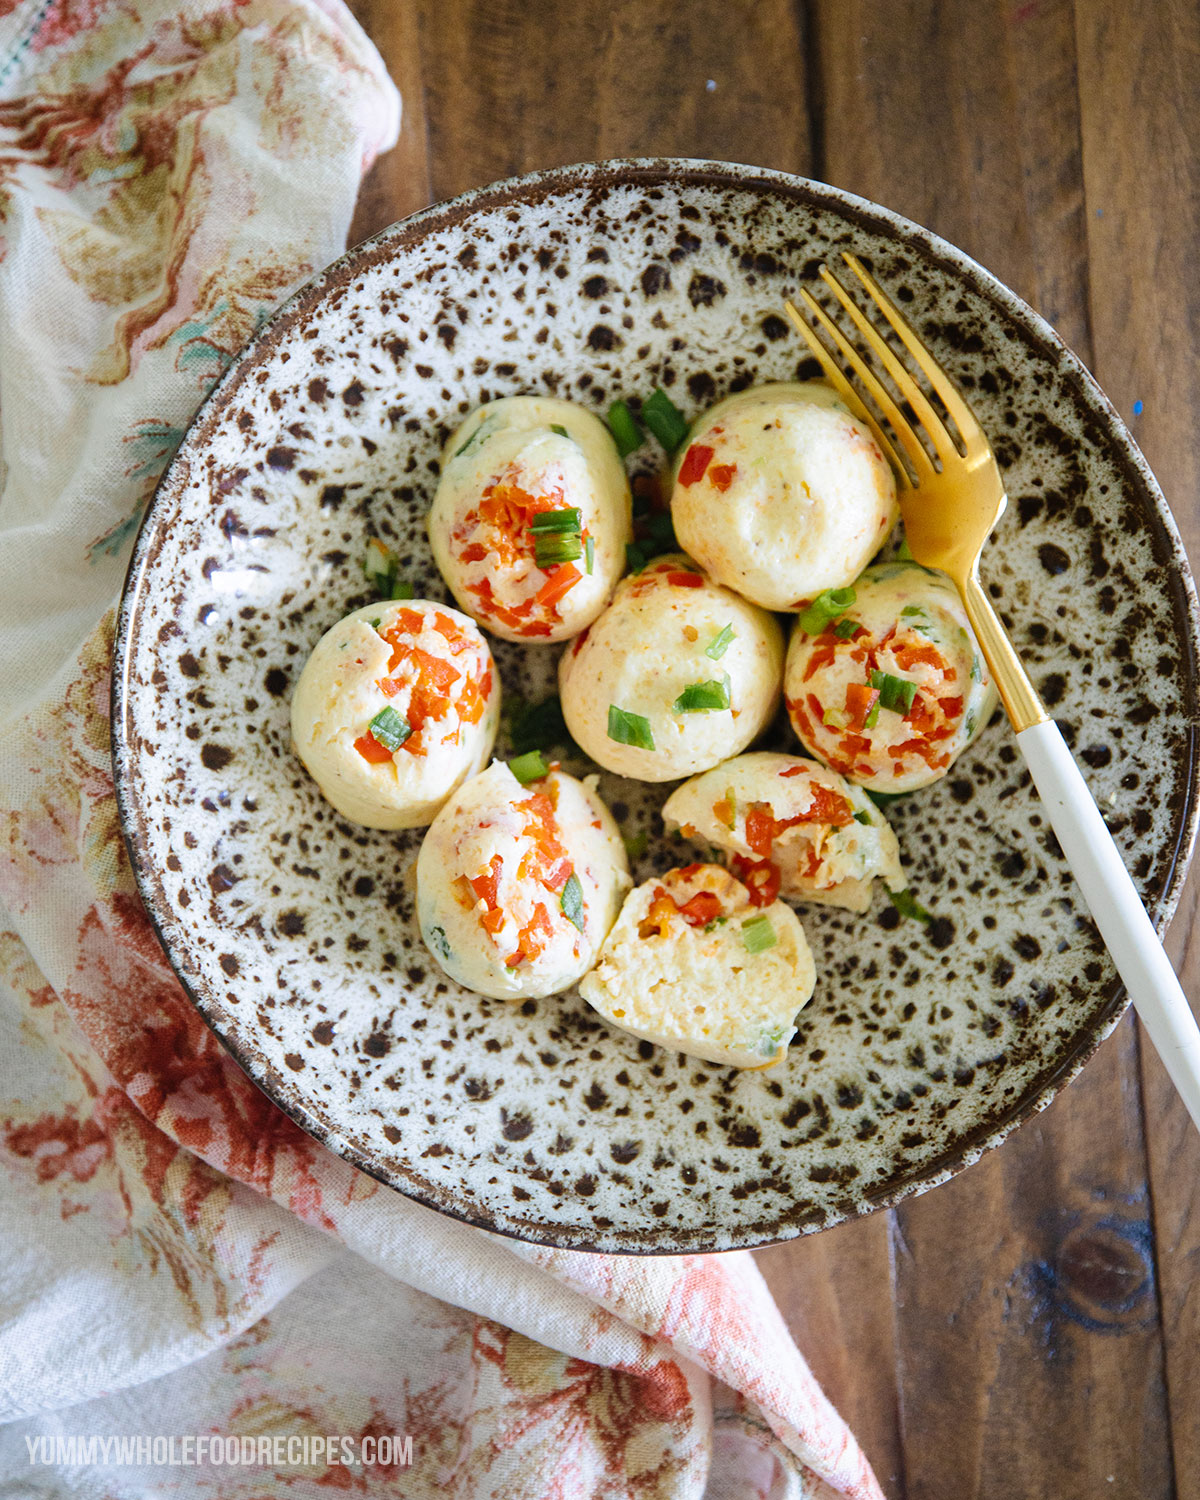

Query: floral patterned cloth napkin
[0,2,884,1495]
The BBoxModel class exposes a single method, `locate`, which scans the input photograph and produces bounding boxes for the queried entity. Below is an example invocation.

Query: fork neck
[957,567,1048,734]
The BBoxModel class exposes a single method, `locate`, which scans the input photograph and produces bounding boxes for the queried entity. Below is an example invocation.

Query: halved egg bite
[558,553,784,781]
[661,751,903,914]
[290,600,498,829]
[428,395,631,643]
[416,760,630,1001]
[785,561,997,794]
[579,862,815,1069]
[670,381,898,611]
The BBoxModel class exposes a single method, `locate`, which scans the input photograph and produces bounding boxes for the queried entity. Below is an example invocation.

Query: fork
[784,254,1200,1132]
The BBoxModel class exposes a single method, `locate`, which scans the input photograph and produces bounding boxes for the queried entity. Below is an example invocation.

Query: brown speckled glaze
[112,160,1200,1253]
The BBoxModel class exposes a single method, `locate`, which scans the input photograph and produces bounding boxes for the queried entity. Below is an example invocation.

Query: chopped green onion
[705,624,735,659]
[798,586,857,634]
[585,535,595,575]
[758,1025,786,1056]
[642,388,689,452]
[560,871,585,931]
[368,706,410,752]
[529,507,582,533]
[534,533,583,568]
[703,914,729,934]
[368,617,381,629]
[427,924,451,959]
[625,542,647,573]
[869,669,918,715]
[509,695,569,755]
[673,677,730,714]
[900,605,925,618]
[391,578,414,600]
[852,810,872,825]
[864,697,881,730]
[607,704,655,751]
[453,423,485,458]
[741,914,777,953]
[508,750,550,785]
[887,886,933,923]
[965,710,977,737]
[833,617,860,639]
[896,537,915,561]
[364,537,397,593]
[622,829,648,860]
[867,789,910,806]
[607,400,644,458]
[970,656,982,683]
[551,424,570,439]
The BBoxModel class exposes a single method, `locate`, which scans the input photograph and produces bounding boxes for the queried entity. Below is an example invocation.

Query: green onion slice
[900,605,925,618]
[534,533,583,568]
[642,388,689,452]
[368,706,410,752]
[607,704,655,750]
[622,829,648,859]
[741,914,777,953]
[551,424,570,439]
[368,617,381,629]
[852,809,872,825]
[508,749,550,785]
[364,537,397,590]
[833,617,860,639]
[798,586,857,635]
[705,624,735,660]
[391,578,414,600]
[887,886,933,923]
[585,534,595,575]
[560,871,585,931]
[869,669,918,715]
[607,400,644,458]
[672,677,730,714]
[529,508,582,533]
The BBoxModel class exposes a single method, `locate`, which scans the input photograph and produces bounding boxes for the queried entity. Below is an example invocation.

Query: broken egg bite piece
[785,560,998,794]
[416,760,630,1001]
[670,381,898,611]
[661,751,904,914]
[290,600,498,830]
[428,395,632,643]
[558,553,784,782]
[579,863,815,1068]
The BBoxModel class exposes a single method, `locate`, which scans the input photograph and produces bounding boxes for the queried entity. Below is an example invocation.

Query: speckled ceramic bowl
[112,159,1200,1253]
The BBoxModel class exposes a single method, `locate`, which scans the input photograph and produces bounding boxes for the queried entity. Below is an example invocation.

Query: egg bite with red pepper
[557,553,784,782]
[579,863,815,1069]
[428,396,632,644]
[416,759,631,1001]
[290,600,498,830]
[661,752,904,914]
[785,561,997,794]
[669,381,898,611]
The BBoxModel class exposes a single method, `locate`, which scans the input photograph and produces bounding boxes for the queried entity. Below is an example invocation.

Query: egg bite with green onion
[428,395,632,643]
[416,759,630,1001]
[290,600,498,830]
[784,561,997,794]
[579,862,815,1069]
[557,553,784,782]
[661,751,904,913]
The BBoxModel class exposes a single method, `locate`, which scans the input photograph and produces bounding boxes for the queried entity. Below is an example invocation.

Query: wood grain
[1074,3,1200,1495]
[344,3,1199,1493]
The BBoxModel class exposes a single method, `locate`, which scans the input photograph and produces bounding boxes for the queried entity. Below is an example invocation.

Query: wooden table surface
[346,4,1200,1496]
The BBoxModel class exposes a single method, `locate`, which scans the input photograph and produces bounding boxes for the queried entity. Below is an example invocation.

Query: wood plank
[812,1,1173,1495]
[1074,3,1200,1495]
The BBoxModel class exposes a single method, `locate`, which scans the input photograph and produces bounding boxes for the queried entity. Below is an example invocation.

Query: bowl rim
[111,156,1200,1253]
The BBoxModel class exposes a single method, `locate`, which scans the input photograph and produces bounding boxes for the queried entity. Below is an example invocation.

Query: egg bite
[669,381,898,611]
[290,600,498,830]
[785,561,998,794]
[428,395,632,643]
[579,863,815,1069]
[661,752,904,914]
[416,760,630,1001]
[558,553,784,782]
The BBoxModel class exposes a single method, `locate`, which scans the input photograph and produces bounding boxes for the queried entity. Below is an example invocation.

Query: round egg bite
[785,561,998,794]
[670,381,899,611]
[290,600,498,830]
[662,751,904,914]
[558,553,784,782]
[416,760,630,1001]
[579,863,815,1069]
[428,395,632,643]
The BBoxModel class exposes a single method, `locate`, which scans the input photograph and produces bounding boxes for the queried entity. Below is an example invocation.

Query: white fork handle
[1018,719,1200,1128]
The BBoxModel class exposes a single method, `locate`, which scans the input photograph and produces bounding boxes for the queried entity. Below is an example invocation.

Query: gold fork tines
[783,254,1045,733]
